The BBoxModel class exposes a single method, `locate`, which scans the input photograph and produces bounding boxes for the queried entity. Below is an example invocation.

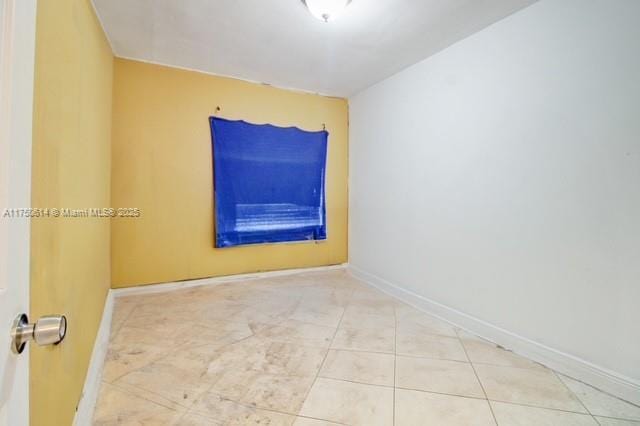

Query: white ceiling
[92,0,537,97]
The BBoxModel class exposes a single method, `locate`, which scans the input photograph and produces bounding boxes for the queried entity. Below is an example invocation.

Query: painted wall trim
[72,263,347,424]
[348,264,640,406]
[72,290,114,426]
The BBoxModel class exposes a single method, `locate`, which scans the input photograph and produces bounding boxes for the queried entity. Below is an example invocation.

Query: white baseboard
[73,263,348,424]
[348,264,640,407]
[73,290,114,426]
[112,263,347,297]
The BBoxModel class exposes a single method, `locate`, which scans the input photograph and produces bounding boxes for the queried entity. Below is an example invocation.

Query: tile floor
[93,270,640,425]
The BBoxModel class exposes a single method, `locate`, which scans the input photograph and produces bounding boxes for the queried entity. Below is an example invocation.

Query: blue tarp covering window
[209,117,328,248]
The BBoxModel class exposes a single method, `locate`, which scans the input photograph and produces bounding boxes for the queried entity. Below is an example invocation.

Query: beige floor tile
[124,300,254,343]
[102,326,178,383]
[251,341,328,377]
[293,418,343,426]
[124,296,220,329]
[474,364,587,413]
[176,320,255,348]
[396,331,467,361]
[320,349,395,386]
[114,353,214,407]
[256,319,337,348]
[349,288,395,302]
[303,291,353,309]
[395,307,458,337]
[491,401,598,425]
[458,331,546,371]
[595,417,640,425]
[93,382,185,425]
[190,302,253,325]
[172,412,229,426]
[208,369,316,414]
[172,412,217,425]
[110,298,138,337]
[346,301,396,316]
[289,302,345,328]
[98,271,631,426]
[193,283,260,303]
[331,327,395,353]
[396,356,485,398]
[315,270,363,287]
[348,290,398,314]
[187,392,296,425]
[339,306,395,330]
[559,376,640,420]
[206,337,327,379]
[99,377,187,410]
[229,303,298,326]
[395,388,496,426]
[299,378,394,426]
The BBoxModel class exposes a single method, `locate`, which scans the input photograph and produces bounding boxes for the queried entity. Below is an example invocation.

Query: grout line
[106,381,187,412]
[315,376,625,420]
[117,380,198,411]
[296,288,353,416]
[300,374,640,421]
[185,386,350,424]
[322,345,482,362]
[591,414,640,423]
[393,382,632,421]
[107,324,265,409]
[319,376,395,389]
[486,398,599,417]
[308,375,497,402]
[555,373,640,410]
[469,360,550,372]
[456,328,499,426]
[552,369,596,420]
[107,322,261,385]
[105,351,169,385]
[395,385,491,402]
[294,415,349,425]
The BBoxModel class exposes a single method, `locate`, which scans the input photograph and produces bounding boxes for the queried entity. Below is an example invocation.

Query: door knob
[11,313,67,354]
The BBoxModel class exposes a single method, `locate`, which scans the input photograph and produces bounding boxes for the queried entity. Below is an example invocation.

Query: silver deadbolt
[11,313,67,354]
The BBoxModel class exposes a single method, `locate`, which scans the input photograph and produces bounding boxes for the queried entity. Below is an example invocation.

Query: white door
[0,0,37,425]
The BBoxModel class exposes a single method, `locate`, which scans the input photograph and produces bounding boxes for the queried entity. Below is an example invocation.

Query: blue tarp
[210,117,328,248]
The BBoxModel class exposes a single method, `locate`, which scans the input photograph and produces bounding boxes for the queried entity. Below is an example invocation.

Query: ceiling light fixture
[302,0,352,23]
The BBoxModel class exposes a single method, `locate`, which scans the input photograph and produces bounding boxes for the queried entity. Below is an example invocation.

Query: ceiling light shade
[303,0,352,22]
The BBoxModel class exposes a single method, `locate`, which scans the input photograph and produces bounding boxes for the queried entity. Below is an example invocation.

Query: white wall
[349,0,640,402]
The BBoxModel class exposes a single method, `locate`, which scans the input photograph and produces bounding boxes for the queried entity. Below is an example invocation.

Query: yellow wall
[111,59,348,287]
[30,0,113,425]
